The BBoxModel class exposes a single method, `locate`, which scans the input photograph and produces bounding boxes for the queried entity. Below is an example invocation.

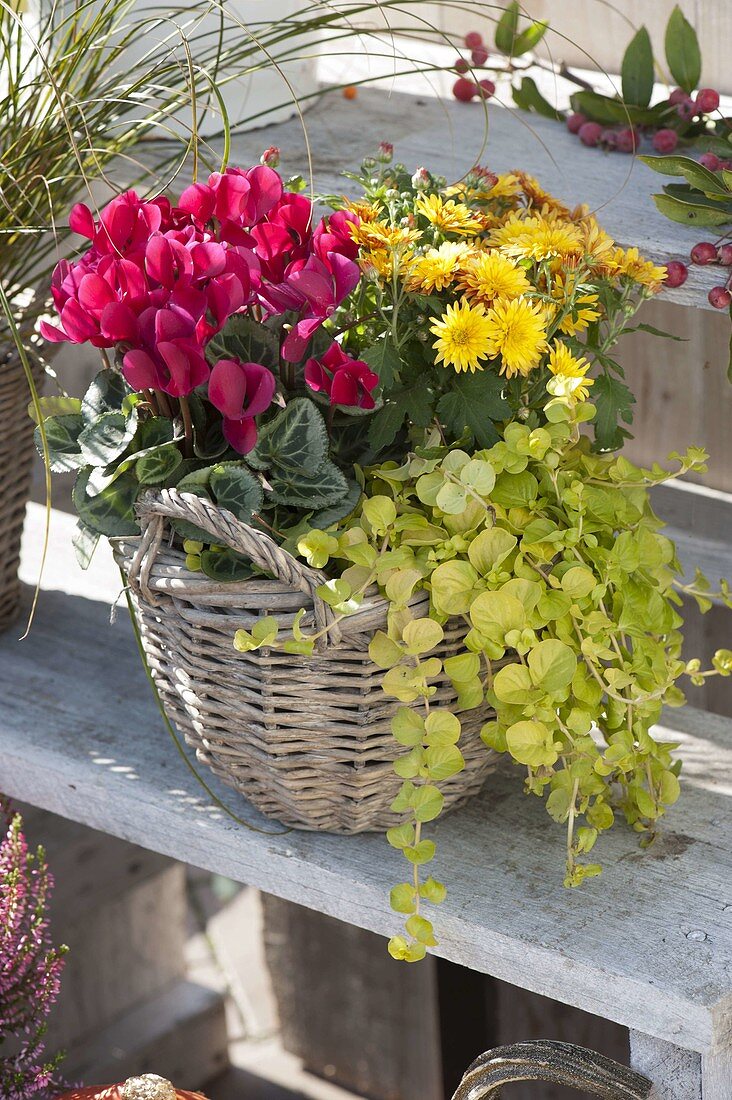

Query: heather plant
[0,805,66,1100]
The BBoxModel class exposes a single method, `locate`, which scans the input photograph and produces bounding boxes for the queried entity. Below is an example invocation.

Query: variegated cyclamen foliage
[244,398,732,961]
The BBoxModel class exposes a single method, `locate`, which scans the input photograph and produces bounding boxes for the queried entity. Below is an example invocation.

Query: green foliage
[640,154,732,227]
[243,399,729,961]
[664,5,702,93]
[621,27,654,109]
[494,2,547,58]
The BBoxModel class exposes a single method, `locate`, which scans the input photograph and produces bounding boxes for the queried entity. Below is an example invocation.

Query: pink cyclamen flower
[122,297,210,396]
[304,342,379,409]
[179,165,284,227]
[273,253,361,362]
[208,358,277,453]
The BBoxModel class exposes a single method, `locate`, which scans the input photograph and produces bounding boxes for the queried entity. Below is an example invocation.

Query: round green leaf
[527,639,577,694]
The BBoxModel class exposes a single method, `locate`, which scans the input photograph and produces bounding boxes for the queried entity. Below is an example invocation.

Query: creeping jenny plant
[260,397,731,962]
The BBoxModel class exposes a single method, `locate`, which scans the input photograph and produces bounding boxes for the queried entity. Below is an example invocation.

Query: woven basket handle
[130,488,341,645]
[451,1042,653,1100]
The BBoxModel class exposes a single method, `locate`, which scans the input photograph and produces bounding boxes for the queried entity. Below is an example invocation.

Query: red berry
[601,128,618,149]
[454,57,469,74]
[566,112,587,134]
[699,152,722,171]
[578,121,603,147]
[669,87,688,105]
[676,98,697,121]
[653,128,679,153]
[691,241,718,265]
[464,31,483,50]
[696,88,720,114]
[708,285,731,309]
[717,244,732,266]
[616,127,639,153]
[477,78,495,99]
[664,260,688,288]
[452,77,477,103]
[471,45,489,66]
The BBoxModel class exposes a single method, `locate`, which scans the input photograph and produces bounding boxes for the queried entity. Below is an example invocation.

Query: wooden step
[62,979,229,1090]
[17,806,188,1053]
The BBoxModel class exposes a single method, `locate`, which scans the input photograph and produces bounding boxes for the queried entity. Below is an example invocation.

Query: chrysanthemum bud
[378,141,394,163]
[411,166,431,190]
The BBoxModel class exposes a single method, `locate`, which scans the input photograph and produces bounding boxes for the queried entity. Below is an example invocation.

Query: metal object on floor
[453,1041,653,1099]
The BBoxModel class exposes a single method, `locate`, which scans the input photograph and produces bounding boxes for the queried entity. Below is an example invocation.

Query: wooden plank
[18,807,189,1053]
[262,896,443,1100]
[62,979,229,1090]
[1,578,730,1058]
[630,1032,702,1100]
[441,1,732,98]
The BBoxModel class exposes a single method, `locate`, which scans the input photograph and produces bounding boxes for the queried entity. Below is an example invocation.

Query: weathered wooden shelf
[2,506,730,1068]
[219,88,722,311]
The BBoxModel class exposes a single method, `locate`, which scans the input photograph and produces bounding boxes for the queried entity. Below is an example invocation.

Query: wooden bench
[1,503,730,1098]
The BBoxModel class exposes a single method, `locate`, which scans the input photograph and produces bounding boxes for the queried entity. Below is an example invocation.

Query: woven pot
[112,488,499,834]
[0,344,44,632]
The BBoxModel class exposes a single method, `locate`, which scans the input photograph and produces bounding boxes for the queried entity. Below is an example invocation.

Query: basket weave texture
[112,488,499,834]
[0,347,44,632]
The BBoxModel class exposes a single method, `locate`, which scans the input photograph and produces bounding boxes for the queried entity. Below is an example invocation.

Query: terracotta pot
[57,1074,207,1100]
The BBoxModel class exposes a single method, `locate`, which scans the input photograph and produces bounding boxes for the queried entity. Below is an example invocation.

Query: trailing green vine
[246,395,731,961]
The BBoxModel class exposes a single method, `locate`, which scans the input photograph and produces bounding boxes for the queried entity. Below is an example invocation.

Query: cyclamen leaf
[207,313,280,369]
[35,413,85,472]
[81,368,133,422]
[268,460,349,508]
[135,444,182,486]
[72,520,100,570]
[78,410,137,466]
[210,462,264,524]
[73,467,139,538]
[250,398,329,472]
[200,548,254,582]
[28,395,82,423]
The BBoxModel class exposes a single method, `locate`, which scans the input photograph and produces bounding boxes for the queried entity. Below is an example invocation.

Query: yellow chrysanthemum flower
[430,299,493,373]
[360,246,414,280]
[489,214,583,262]
[415,193,487,236]
[580,217,616,265]
[515,171,571,216]
[484,297,549,378]
[550,273,602,336]
[458,251,531,305]
[547,342,594,403]
[607,246,666,292]
[351,220,421,253]
[405,241,473,292]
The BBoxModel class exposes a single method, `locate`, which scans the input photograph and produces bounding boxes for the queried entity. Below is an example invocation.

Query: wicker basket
[112,488,499,834]
[0,345,44,632]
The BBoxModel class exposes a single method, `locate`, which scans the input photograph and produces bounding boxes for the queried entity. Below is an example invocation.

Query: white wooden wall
[439,1,732,96]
